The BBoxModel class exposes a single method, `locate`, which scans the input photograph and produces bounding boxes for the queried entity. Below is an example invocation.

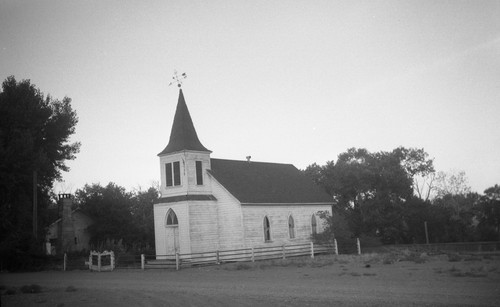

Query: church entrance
[165,209,179,256]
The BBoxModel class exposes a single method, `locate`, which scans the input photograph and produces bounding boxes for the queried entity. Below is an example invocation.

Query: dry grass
[219,250,435,271]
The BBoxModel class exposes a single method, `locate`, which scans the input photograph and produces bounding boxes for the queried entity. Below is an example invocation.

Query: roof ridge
[210,157,294,166]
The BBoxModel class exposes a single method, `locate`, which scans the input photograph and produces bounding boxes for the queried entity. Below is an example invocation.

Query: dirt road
[2,256,499,306]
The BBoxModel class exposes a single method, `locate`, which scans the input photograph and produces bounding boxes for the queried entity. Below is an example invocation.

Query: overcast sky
[1,0,499,194]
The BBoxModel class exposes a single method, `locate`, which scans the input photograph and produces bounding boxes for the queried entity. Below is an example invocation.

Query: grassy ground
[1,251,499,306]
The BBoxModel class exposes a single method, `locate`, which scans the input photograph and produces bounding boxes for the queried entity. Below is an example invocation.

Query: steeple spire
[158,89,210,156]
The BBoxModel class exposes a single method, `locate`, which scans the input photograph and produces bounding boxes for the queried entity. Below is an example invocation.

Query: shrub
[5,287,17,295]
[447,253,463,262]
[20,284,42,294]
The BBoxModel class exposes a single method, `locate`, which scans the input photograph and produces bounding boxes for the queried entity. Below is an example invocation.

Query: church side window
[196,161,203,185]
[311,214,317,235]
[165,162,181,187]
[166,209,178,226]
[288,215,295,239]
[263,216,271,242]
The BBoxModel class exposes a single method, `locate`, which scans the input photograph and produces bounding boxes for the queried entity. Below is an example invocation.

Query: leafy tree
[130,185,159,252]
[431,192,480,242]
[476,184,500,241]
[0,76,79,268]
[303,147,434,244]
[75,182,159,252]
[75,183,137,248]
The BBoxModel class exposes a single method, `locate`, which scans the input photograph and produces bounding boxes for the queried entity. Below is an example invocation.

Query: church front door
[165,209,180,257]
[165,226,179,256]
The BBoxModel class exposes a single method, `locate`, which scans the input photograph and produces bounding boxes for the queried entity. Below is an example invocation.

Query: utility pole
[424,221,429,245]
[33,170,38,239]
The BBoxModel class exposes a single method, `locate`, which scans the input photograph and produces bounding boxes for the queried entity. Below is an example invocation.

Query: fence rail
[145,242,336,270]
[58,240,500,271]
[363,241,500,254]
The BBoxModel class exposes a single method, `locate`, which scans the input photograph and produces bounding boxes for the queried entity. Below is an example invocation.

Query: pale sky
[1,0,499,194]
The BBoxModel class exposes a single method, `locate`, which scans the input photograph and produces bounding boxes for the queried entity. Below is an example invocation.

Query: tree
[434,170,471,198]
[130,185,160,252]
[431,192,480,242]
[75,183,136,248]
[476,184,500,241]
[75,182,159,252]
[302,147,434,244]
[0,76,80,268]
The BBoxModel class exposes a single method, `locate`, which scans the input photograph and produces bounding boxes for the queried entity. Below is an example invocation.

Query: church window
[165,162,181,187]
[263,216,271,242]
[311,214,317,235]
[165,163,172,186]
[196,161,203,185]
[166,209,178,226]
[173,161,181,186]
[288,215,295,239]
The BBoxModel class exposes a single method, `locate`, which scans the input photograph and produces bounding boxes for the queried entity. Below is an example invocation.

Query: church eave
[157,148,213,157]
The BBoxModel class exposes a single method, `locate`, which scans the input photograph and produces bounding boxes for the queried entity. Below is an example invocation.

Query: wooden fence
[143,242,336,270]
[363,241,500,254]
[59,240,500,271]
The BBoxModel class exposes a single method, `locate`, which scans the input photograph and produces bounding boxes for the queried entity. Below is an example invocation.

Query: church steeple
[158,89,210,156]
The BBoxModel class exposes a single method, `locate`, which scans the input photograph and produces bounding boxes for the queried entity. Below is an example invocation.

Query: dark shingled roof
[158,89,210,156]
[209,158,333,204]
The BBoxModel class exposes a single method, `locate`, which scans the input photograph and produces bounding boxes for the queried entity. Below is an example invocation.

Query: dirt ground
[1,254,500,306]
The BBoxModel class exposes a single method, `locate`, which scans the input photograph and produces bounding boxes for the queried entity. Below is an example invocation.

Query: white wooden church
[153,88,333,257]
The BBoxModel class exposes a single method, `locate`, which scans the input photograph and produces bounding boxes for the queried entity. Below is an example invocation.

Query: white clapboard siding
[159,151,212,197]
[210,175,245,250]
[188,202,219,253]
[154,203,191,257]
[242,205,331,248]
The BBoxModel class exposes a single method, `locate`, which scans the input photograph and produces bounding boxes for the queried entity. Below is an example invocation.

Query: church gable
[208,158,333,204]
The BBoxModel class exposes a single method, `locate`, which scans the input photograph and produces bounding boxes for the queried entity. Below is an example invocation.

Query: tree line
[303,148,500,245]
[1,76,499,270]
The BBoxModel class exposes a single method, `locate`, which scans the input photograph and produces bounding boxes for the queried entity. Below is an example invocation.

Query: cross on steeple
[169,71,187,88]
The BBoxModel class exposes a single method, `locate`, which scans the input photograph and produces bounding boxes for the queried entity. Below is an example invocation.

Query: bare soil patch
[2,253,499,306]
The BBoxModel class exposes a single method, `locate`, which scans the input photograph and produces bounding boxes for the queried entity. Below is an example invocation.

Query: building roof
[209,158,333,204]
[158,89,210,156]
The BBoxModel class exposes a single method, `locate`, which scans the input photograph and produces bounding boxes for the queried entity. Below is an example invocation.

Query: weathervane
[169,70,187,88]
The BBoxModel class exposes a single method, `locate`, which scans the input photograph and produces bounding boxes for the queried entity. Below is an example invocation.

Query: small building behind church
[153,89,333,257]
[46,194,93,255]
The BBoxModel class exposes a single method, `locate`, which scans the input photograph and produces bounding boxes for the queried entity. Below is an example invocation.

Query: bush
[65,286,77,292]
[20,284,42,294]
[448,253,463,262]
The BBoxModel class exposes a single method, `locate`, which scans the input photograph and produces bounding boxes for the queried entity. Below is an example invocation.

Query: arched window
[166,209,178,227]
[263,216,271,242]
[288,215,295,239]
[311,214,317,235]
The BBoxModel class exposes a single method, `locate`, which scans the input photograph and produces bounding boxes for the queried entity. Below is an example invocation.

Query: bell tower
[158,88,212,198]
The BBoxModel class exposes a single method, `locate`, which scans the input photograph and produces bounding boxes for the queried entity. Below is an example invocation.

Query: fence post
[310,242,315,259]
[356,237,361,255]
[251,247,255,262]
[175,252,180,271]
[333,239,338,255]
[63,253,67,271]
[282,245,286,260]
[216,250,220,264]
[141,254,145,270]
